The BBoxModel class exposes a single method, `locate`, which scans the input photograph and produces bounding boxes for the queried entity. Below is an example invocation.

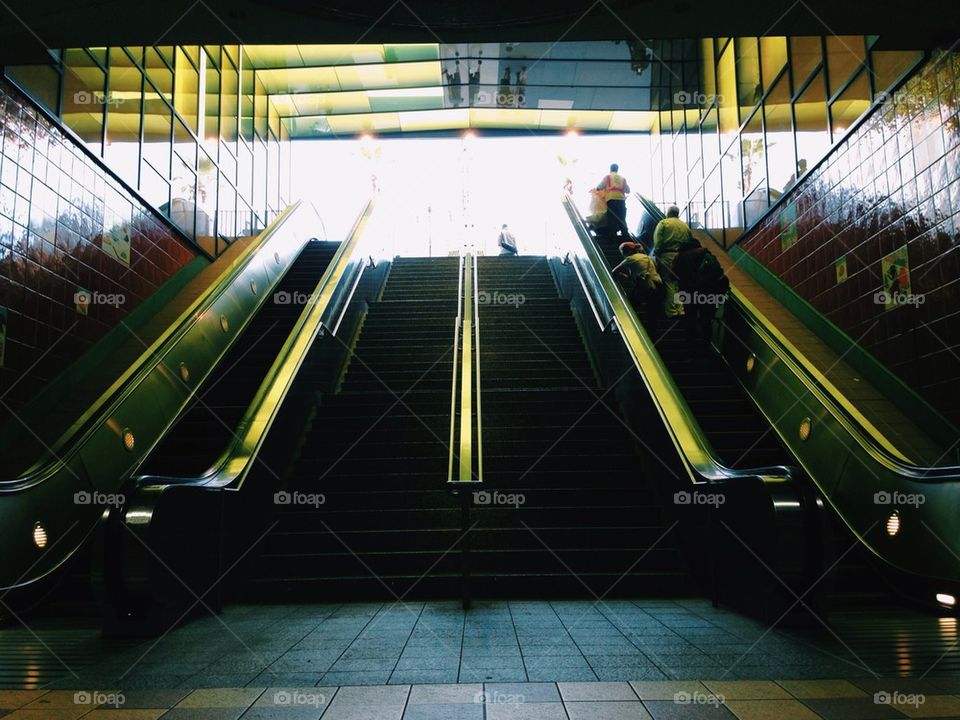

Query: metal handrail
[0,199,330,591]
[458,253,475,482]
[447,254,465,484]
[135,195,378,491]
[605,192,960,597]
[472,251,483,485]
[560,192,792,485]
[632,193,959,477]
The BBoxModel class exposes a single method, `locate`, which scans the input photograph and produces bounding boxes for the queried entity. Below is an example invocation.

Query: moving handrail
[132,196,377,491]
[634,193,960,605]
[0,200,334,593]
[560,192,793,486]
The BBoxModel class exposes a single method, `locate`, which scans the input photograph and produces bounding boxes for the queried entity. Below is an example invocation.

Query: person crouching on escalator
[611,242,664,324]
[672,236,730,356]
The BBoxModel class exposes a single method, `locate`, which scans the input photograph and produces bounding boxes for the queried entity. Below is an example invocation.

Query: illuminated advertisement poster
[835,255,848,284]
[880,245,913,311]
[779,201,798,252]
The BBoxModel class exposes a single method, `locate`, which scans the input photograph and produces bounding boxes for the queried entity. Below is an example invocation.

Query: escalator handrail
[0,200,333,592]
[560,192,794,487]
[1,200,312,491]
[472,250,483,485]
[634,193,960,479]
[134,195,378,490]
[447,255,466,484]
[458,253,476,483]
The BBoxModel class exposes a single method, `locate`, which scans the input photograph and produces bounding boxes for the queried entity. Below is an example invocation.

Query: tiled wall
[0,78,198,415]
[739,50,960,429]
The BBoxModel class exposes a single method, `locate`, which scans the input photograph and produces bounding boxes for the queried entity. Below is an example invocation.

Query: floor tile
[776,680,868,699]
[558,682,638,701]
[724,699,821,720]
[800,698,909,719]
[702,682,792,700]
[408,684,483,704]
[483,683,561,703]
[643,700,735,719]
[401,704,483,720]
[174,689,264,709]
[629,681,713,701]
[892,694,960,718]
[484,702,568,720]
[0,693,47,710]
[320,672,392,686]
[564,700,652,719]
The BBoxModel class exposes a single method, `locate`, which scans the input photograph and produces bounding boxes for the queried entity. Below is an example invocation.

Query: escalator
[562,192,960,615]
[245,257,462,600]
[0,200,344,611]
[138,240,341,477]
[472,256,691,596]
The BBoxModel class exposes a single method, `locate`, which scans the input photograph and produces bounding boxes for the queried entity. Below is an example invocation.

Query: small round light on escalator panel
[220,314,229,333]
[746,354,756,373]
[122,429,136,451]
[33,523,48,549]
[250,280,258,295]
[886,512,901,537]
[274,252,281,264]
[937,593,956,608]
[179,362,190,382]
[799,417,812,441]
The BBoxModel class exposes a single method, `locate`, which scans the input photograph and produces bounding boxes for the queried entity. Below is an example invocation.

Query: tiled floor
[2,598,959,718]
[5,680,960,719]
[4,599,897,690]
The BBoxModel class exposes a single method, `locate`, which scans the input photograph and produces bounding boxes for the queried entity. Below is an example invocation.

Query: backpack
[696,248,729,294]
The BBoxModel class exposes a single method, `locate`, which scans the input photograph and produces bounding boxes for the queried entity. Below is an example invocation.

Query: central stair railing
[447,247,483,607]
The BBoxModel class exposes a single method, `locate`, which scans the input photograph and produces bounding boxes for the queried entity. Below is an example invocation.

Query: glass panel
[63,48,105,155]
[825,36,866,97]
[172,153,196,237]
[871,50,923,98]
[760,36,787,92]
[220,56,239,146]
[736,37,762,108]
[174,46,200,133]
[142,81,172,180]
[701,38,717,105]
[717,40,738,135]
[701,105,720,173]
[790,37,821,91]
[240,50,255,143]
[5,64,60,114]
[140,159,169,210]
[830,69,870,141]
[237,139,252,202]
[720,141,743,219]
[145,47,173,103]
[253,137,267,218]
[218,176,236,237]
[741,108,765,202]
[173,116,196,169]
[105,47,143,187]
[202,49,220,154]
[794,69,829,178]
[198,147,217,237]
[87,47,108,67]
[255,74,268,138]
[219,143,236,186]
[765,71,796,195]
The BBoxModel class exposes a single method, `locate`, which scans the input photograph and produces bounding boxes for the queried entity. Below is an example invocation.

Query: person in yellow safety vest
[596,163,631,241]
